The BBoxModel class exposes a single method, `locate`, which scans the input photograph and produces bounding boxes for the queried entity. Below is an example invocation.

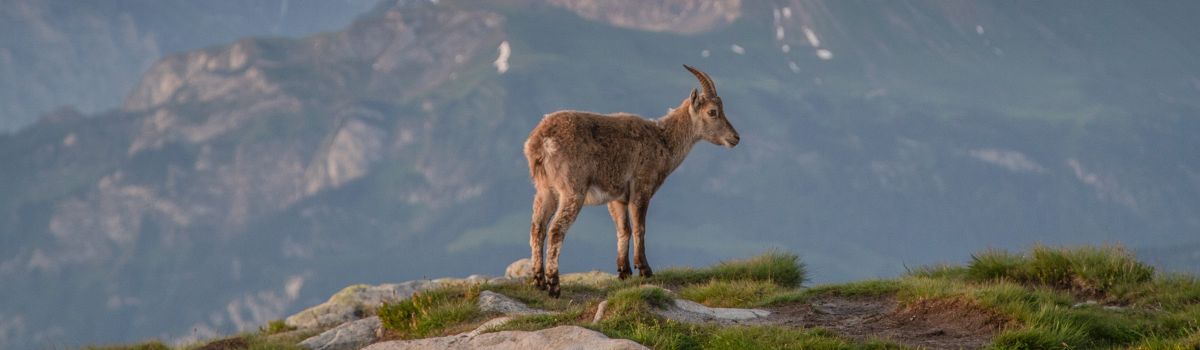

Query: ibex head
[684,65,740,148]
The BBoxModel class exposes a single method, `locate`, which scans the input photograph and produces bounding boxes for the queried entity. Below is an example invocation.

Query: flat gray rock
[653,298,771,324]
[299,316,381,350]
[361,325,647,350]
[477,291,550,316]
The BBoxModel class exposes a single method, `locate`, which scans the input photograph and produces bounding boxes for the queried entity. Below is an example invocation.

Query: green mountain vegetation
[103,246,1200,349]
[2,0,1199,347]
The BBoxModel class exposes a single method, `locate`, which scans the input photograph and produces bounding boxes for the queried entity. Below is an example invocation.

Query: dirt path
[763,295,1010,350]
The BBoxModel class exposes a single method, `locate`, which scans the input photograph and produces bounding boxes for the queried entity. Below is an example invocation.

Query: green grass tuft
[607,285,673,314]
[653,250,807,288]
[678,279,785,308]
[377,283,489,339]
[812,280,906,298]
[967,245,1154,295]
[261,319,295,335]
[906,264,970,280]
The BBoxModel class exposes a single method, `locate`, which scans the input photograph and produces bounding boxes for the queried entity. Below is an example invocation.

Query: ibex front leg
[608,201,632,280]
[630,197,654,278]
[528,191,556,290]
[545,193,583,298]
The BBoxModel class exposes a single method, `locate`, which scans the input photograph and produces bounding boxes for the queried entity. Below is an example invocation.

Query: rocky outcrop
[303,118,388,195]
[285,276,489,329]
[298,316,381,350]
[361,326,648,350]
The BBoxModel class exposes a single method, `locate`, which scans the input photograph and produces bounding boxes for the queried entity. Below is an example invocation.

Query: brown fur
[523,65,739,297]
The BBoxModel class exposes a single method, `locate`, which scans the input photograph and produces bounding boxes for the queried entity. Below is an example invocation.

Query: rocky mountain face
[0,0,376,131]
[2,0,1199,348]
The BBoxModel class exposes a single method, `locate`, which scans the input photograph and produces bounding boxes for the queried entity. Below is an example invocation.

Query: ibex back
[522,65,739,297]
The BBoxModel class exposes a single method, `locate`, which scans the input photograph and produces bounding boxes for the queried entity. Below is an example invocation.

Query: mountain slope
[0,0,377,131]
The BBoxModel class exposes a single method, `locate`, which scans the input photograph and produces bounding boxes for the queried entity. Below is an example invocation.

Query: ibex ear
[689,88,700,109]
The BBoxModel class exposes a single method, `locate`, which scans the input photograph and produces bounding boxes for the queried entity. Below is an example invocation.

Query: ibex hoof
[638,267,654,278]
[530,272,547,290]
[547,275,561,298]
[617,266,632,280]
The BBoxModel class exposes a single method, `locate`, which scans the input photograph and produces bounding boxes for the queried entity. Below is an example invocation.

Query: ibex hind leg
[528,190,556,290]
[545,193,583,298]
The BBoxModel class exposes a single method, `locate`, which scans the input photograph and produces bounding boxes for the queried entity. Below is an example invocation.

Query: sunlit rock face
[547,0,741,34]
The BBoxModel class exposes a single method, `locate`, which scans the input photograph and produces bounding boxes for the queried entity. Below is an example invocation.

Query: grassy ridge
[98,245,1199,349]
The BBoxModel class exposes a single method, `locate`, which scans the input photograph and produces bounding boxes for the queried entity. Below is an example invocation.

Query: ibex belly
[583,185,622,206]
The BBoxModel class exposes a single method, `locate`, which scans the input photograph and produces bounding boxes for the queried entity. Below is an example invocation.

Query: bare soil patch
[765,295,1010,350]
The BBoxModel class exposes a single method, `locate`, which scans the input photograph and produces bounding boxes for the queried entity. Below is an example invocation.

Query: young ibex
[523,65,739,297]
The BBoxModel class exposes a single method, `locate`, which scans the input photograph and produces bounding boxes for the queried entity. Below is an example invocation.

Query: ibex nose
[726,135,740,148]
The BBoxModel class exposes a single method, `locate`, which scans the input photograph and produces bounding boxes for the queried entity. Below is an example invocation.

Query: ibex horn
[683,64,717,96]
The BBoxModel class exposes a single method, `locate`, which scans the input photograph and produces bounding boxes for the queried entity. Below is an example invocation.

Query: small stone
[592,300,609,324]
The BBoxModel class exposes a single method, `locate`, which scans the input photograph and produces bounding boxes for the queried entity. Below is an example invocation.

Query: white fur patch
[543,138,558,155]
[584,185,615,206]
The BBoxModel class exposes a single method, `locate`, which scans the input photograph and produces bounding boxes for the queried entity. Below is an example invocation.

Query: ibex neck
[658,102,699,171]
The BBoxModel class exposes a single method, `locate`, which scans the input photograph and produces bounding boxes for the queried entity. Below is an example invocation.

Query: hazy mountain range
[0,0,377,131]
[2,0,1199,347]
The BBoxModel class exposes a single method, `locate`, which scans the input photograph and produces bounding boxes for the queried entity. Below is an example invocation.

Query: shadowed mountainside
[0,0,377,131]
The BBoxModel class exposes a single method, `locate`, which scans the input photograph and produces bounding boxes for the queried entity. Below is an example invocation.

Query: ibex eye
[707,110,717,117]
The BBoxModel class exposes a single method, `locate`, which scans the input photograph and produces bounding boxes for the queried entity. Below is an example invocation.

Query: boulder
[299,316,381,350]
[505,259,532,279]
[361,325,647,350]
[477,291,550,316]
